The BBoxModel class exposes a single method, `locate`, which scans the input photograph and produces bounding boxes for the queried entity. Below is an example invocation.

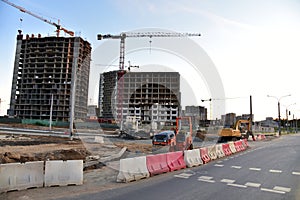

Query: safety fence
[117,139,249,183]
[0,160,83,193]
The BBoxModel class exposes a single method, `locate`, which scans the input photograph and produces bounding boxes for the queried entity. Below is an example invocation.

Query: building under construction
[8,31,91,122]
[99,71,181,126]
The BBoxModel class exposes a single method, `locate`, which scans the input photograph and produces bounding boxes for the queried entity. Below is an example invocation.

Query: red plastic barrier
[222,143,232,156]
[146,154,169,176]
[239,141,245,151]
[167,151,186,171]
[234,141,241,152]
[200,147,211,164]
[261,134,266,140]
[243,139,249,148]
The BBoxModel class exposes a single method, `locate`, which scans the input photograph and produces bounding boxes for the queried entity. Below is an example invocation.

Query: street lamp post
[267,94,291,135]
[284,103,296,133]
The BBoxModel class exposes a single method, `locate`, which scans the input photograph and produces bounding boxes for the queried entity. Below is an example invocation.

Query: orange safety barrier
[167,151,186,171]
[222,143,232,156]
[146,153,169,176]
[200,147,211,164]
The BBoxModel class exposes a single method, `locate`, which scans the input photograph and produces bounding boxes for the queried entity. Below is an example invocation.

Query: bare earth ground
[0,123,159,199]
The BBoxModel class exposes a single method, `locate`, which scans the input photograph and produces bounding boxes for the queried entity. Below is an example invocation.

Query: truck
[152,116,193,151]
[218,119,254,143]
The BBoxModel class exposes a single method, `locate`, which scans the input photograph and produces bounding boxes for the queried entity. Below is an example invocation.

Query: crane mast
[1,0,74,37]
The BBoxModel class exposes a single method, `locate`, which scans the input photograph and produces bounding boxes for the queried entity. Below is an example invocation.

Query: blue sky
[1,0,300,120]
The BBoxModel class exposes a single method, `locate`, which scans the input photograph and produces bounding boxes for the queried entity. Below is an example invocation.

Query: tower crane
[1,0,74,37]
[97,32,201,70]
[97,31,201,132]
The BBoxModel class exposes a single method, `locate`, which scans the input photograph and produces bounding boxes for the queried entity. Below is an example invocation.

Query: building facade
[8,32,91,122]
[99,71,181,126]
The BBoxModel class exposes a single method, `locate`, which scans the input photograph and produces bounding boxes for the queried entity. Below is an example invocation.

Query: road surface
[58,134,300,200]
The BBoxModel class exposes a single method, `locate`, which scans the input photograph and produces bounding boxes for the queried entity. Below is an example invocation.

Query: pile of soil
[0,134,91,164]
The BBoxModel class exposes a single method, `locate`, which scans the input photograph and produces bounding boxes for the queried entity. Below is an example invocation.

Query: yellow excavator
[218,119,255,143]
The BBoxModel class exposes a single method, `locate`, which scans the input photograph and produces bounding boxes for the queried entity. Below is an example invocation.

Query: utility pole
[267,94,291,136]
[249,95,253,132]
[49,94,53,131]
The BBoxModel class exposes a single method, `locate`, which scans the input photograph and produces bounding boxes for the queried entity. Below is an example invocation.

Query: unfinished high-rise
[8,32,91,122]
[99,71,181,126]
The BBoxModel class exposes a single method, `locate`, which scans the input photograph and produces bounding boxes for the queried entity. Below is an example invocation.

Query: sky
[1,0,300,121]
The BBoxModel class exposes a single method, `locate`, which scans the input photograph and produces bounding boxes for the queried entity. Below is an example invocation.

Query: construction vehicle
[152,116,193,151]
[218,119,254,143]
[1,0,74,37]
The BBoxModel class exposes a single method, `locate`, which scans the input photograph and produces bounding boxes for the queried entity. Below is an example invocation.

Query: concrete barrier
[44,160,83,187]
[216,144,226,158]
[200,147,211,164]
[117,156,150,182]
[184,149,203,167]
[167,151,186,171]
[208,145,218,160]
[146,153,169,176]
[228,142,237,153]
[0,161,44,193]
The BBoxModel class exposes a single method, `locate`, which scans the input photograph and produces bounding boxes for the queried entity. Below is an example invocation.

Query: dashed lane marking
[261,188,285,194]
[292,172,300,175]
[273,186,291,193]
[227,183,247,188]
[214,164,224,167]
[220,179,235,184]
[231,165,242,169]
[269,169,282,173]
[198,176,215,183]
[198,176,213,180]
[249,167,261,171]
[245,182,261,188]
[174,173,194,179]
[198,178,215,183]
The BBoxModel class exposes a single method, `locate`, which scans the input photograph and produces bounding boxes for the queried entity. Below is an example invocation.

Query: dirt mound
[0,134,91,164]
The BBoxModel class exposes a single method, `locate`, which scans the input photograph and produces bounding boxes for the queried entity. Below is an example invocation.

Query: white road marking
[221,179,235,184]
[245,182,261,188]
[214,164,224,167]
[261,188,285,194]
[217,160,223,163]
[198,178,216,183]
[227,183,247,188]
[174,173,193,179]
[198,175,215,183]
[269,169,282,173]
[198,176,213,180]
[229,157,234,159]
[292,172,300,175]
[231,165,242,169]
[249,167,261,171]
[273,186,291,192]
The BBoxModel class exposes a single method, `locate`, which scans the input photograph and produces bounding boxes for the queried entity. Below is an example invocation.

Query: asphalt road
[58,134,300,200]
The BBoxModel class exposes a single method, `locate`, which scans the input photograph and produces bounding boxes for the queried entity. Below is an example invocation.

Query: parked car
[152,131,176,146]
